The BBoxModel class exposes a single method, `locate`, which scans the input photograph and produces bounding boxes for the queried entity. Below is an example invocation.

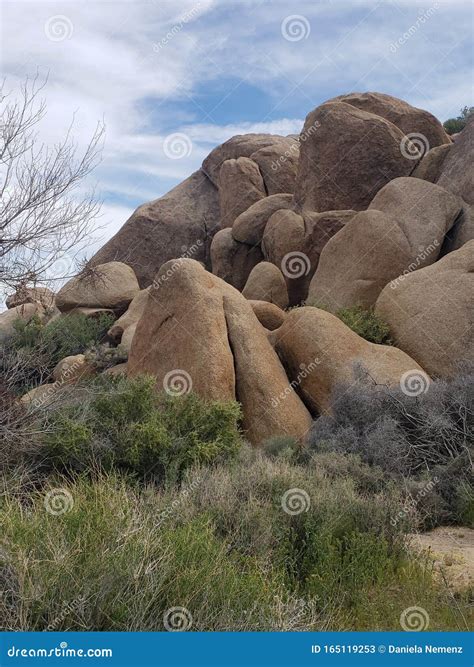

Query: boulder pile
[3,92,472,445]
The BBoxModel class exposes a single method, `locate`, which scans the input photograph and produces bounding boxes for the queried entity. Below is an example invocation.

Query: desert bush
[305,302,392,344]
[307,367,474,527]
[1,312,115,393]
[42,375,242,483]
[0,458,470,631]
[443,106,473,135]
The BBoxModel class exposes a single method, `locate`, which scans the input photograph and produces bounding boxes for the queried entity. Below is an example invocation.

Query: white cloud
[1,0,472,252]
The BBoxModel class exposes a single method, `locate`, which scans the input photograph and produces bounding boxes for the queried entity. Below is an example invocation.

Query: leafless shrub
[0,74,104,294]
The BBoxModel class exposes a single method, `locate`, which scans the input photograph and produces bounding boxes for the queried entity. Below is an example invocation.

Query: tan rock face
[437,116,474,251]
[88,170,220,287]
[308,178,462,312]
[242,262,289,310]
[128,259,312,445]
[108,288,150,342]
[331,92,451,149]
[232,194,294,245]
[210,228,263,290]
[56,262,140,313]
[250,139,299,195]
[308,210,411,311]
[273,306,426,415]
[6,286,55,310]
[294,101,413,212]
[375,241,474,377]
[52,354,96,384]
[202,134,290,187]
[219,157,266,228]
[437,115,474,205]
[411,144,451,183]
[368,177,462,265]
[128,259,236,402]
[249,300,286,331]
[0,303,45,344]
[262,208,356,305]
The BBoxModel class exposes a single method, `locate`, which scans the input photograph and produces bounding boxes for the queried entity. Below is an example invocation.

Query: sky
[1,0,473,253]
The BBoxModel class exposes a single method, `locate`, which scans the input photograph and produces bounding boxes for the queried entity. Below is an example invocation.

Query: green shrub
[305,302,392,344]
[0,460,470,631]
[443,106,473,135]
[3,312,115,393]
[43,375,242,482]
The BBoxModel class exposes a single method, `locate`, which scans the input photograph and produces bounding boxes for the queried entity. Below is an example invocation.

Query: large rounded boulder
[375,241,474,377]
[273,306,427,415]
[294,101,414,212]
[210,228,263,290]
[55,261,140,313]
[88,170,220,287]
[331,92,451,149]
[128,259,312,445]
[308,178,462,311]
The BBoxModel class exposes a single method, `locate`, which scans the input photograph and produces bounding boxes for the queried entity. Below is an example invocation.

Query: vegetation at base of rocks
[0,451,471,631]
[304,302,392,344]
[307,367,474,528]
[84,343,128,372]
[41,375,242,484]
[443,106,473,135]
[1,312,115,392]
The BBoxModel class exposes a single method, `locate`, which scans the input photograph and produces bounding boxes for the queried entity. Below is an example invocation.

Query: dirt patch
[408,527,474,592]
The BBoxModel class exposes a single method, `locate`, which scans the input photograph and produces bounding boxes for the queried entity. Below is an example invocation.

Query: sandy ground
[408,527,474,591]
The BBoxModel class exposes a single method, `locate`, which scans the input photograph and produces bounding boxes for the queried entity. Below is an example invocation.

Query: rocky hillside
[2,91,473,446]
